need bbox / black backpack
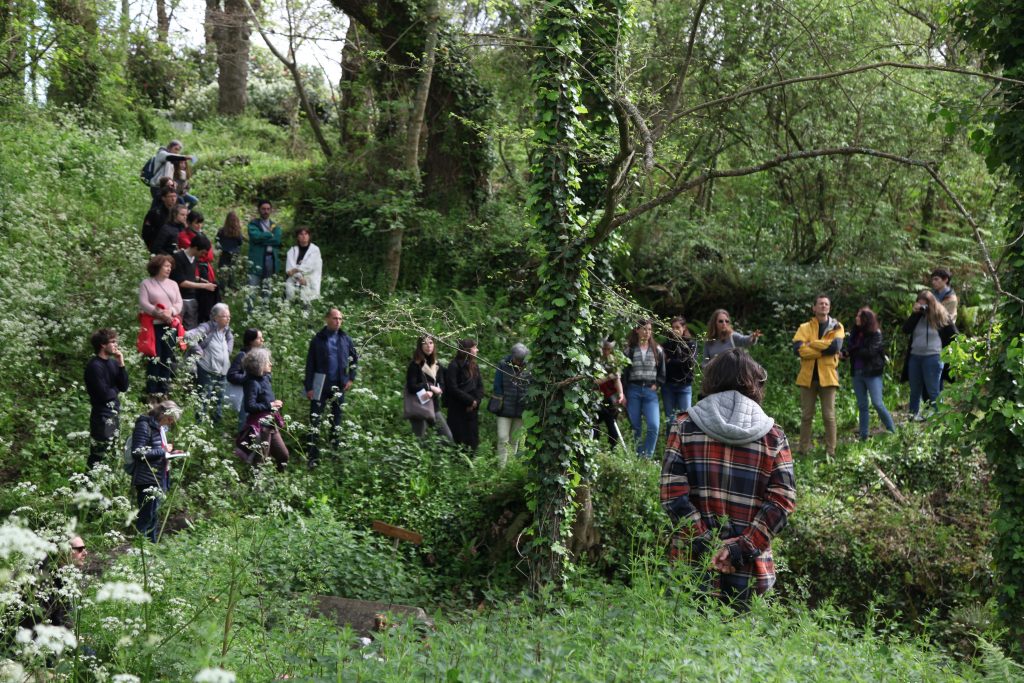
[140,155,158,186]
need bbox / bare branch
[921,166,1022,306]
[605,146,934,236]
[616,97,653,172]
[653,0,708,139]
[584,144,1021,308]
[666,61,1024,130]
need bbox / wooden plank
[371,520,423,545]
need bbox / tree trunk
[337,23,367,150]
[383,0,439,293]
[155,0,169,42]
[329,0,491,209]
[212,0,251,116]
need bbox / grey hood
[688,390,774,445]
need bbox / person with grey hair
[130,400,182,543]
[185,303,233,425]
[489,343,531,466]
[238,347,289,470]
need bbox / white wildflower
[0,659,26,683]
[72,489,107,508]
[19,624,77,656]
[193,667,236,683]
[112,675,141,683]
[96,582,152,604]
[0,523,56,562]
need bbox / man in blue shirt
[304,308,358,468]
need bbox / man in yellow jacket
[792,294,845,458]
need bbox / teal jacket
[247,218,283,278]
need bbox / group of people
[658,268,958,602]
[594,268,959,460]
[404,337,532,466]
[595,311,762,457]
[80,143,338,542]
[86,303,360,541]
[77,140,961,600]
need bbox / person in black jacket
[240,347,289,471]
[661,317,697,420]
[85,328,129,469]
[130,400,181,543]
[446,338,485,454]
[405,335,453,441]
[141,185,178,252]
[304,308,358,468]
[900,290,957,421]
[227,328,263,433]
[491,343,530,466]
[844,307,895,440]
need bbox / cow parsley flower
[95,581,152,604]
[193,667,236,683]
[0,523,56,562]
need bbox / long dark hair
[854,307,880,334]
[706,309,733,341]
[701,349,767,405]
[455,338,479,377]
[413,335,437,366]
[221,211,243,240]
[242,328,261,351]
[627,319,660,352]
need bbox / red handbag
[136,313,157,357]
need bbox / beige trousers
[799,385,837,456]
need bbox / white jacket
[284,243,322,302]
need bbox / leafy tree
[955,0,1024,654]
[521,0,1014,587]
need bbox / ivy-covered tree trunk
[328,0,492,208]
[523,0,591,588]
[957,0,1024,653]
[524,0,627,589]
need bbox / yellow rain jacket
[792,316,845,388]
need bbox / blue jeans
[908,353,942,415]
[662,383,692,420]
[851,371,895,439]
[625,383,660,457]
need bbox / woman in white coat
[284,226,322,303]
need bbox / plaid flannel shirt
[660,413,796,596]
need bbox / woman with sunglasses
[703,309,761,367]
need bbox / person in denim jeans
[900,291,957,421]
[622,319,665,457]
[844,307,895,440]
[661,317,697,420]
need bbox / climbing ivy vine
[522,0,629,589]
[955,0,1024,653]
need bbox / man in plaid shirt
[660,348,797,601]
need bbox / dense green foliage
[955,0,1024,652]
[3,0,1024,675]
